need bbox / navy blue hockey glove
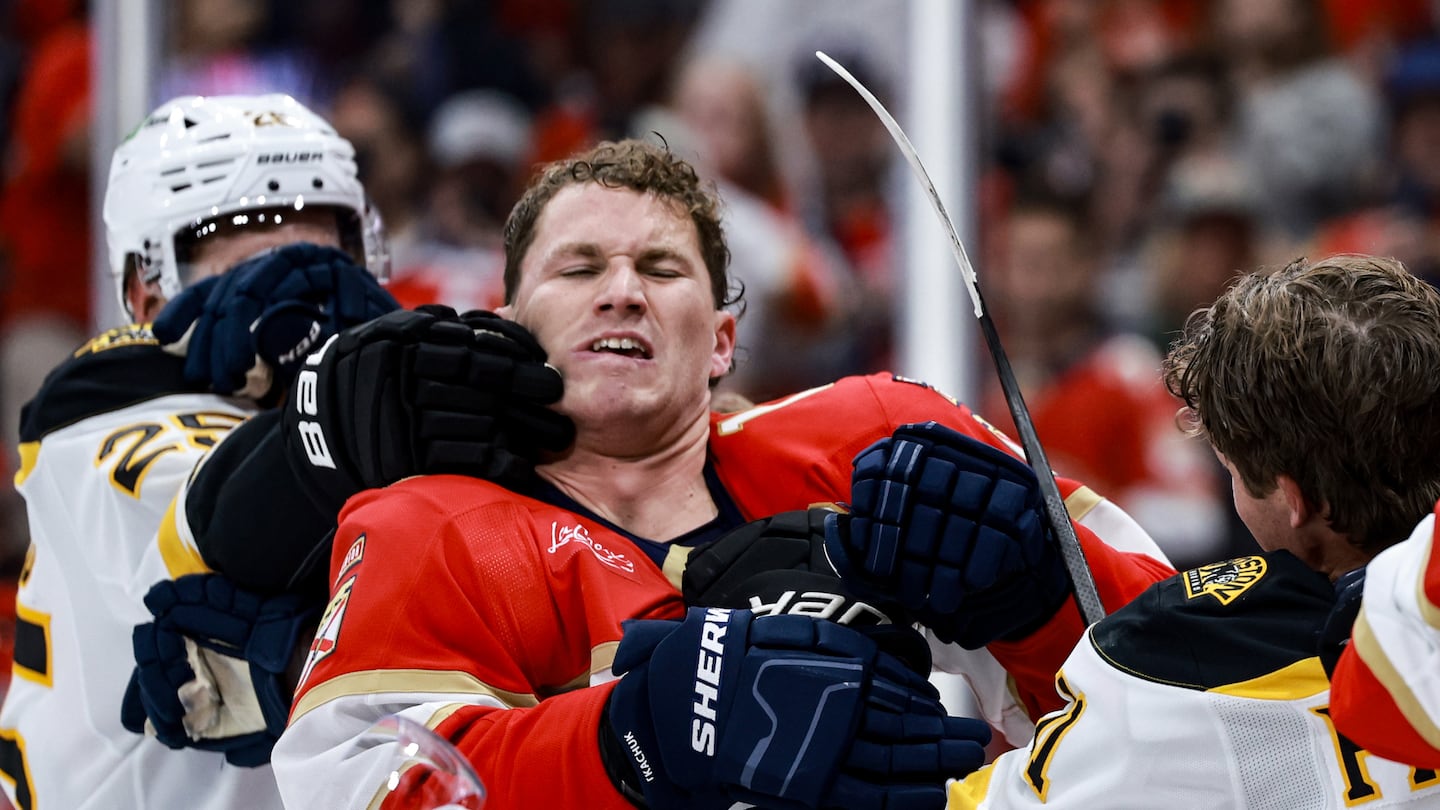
[121,574,321,766]
[283,305,575,516]
[153,242,399,403]
[825,421,1072,649]
[683,507,930,674]
[1318,566,1366,677]
[601,607,990,810]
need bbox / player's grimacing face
[500,183,735,428]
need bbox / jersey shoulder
[19,324,198,442]
[1091,550,1334,691]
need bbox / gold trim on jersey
[13,442,38,489]
[11,604,51,688]
[947,762,996,809]
[715,384,834,436]
[291,669,541,723]
[590,641,618,681]
[1352,605,1440,751]
[362,705,474,810]
[661,545,690,591]
[1206,655,1328,700]
[157,497,211,579]
[1063,486,1102,522]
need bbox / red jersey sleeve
[290,475,680,810]
[987,522,1178,719]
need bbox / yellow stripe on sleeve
[1207,655,1330,700]
[947,764,996,809]
[13,442,38,488]
[157,496,212,578]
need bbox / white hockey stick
[815,50,1106,626]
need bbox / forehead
[529,183,696,252]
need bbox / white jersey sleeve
[949,551,1440,809]
[0,329,280,810]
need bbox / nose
[595,261,646,314]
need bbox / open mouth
[591,336,652,359]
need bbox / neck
[538,414,715,542]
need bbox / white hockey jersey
[949,550,1440,809]
[0,325,281,810]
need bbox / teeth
[592,337,643,352]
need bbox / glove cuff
[598,705,650,808]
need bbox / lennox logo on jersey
[296,576,354,691]
[547,523,635,573]
[1183,556,1267,605]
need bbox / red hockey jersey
[274,373,1174,810]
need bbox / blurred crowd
[3,0,1440,597]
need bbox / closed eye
[559,266,601,277]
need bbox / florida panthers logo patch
[1183,556,1267,605]
[296,576,354,691]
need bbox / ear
[124,265,166,324]
[1276,474,1315,529]
[709,309,737,381]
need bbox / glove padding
[121,574,322,766]
[153,242,399,403]
[825,421,1072,649]
[283,305,575,516]
[1318,566,1366,678]
[683,507,929,673]
[603,607,990,810]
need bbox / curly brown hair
[501,139,736,309]
[1163,254,1440,554]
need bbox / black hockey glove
[1318,566,1366,677]
[825,421,1072,649]
[283,304,575,516]
[121,574,321,767]
[683,507,929,673]
[600,607,990,810]
[153,242,400,404]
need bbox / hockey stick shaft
[815,51,1106,625]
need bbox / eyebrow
[548,242,695,269]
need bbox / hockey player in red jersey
[261,139,1176,810]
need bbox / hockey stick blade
[815,50,1106,626]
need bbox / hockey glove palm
[283,305,575,515]
[153,242,399,403]
[602,607,989,810]
[121,574,321,766]
[825,421,1072,648]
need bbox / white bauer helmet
[103,93,391,317]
